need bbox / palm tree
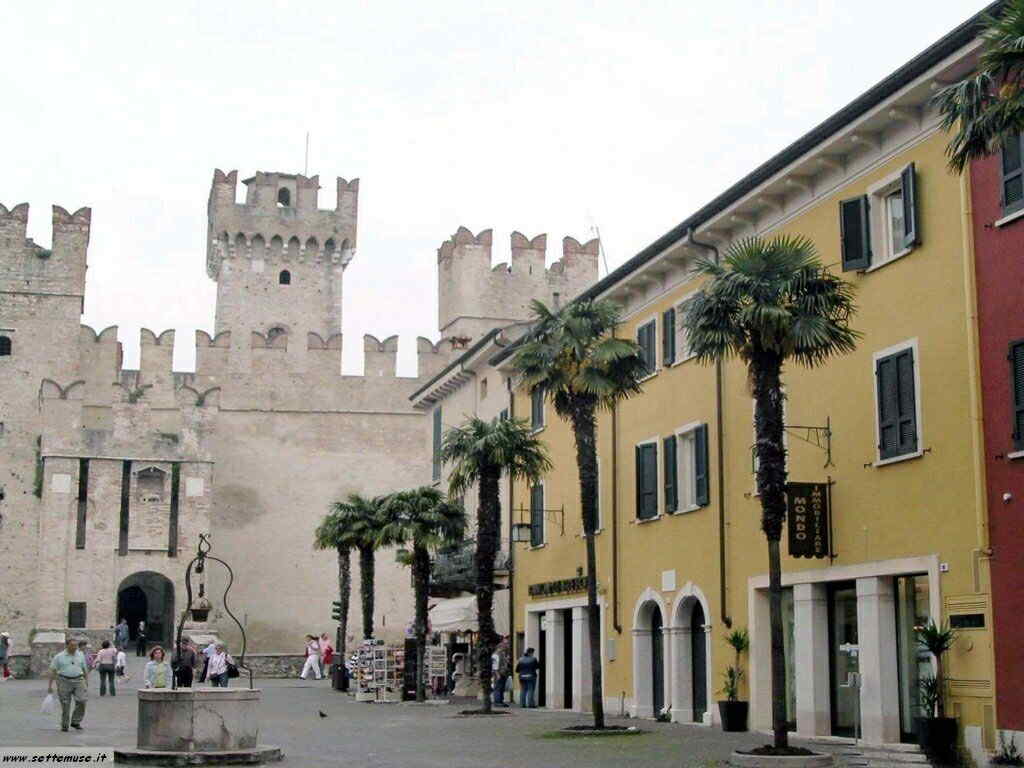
[313,510,354,671]
[442,416,552,713]
[513,298,648,728]
[379,487,466,702]
[684,235,858,748]
[329,493,386,640]
[935,0,1024,172]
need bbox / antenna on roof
[304,132,310,176]
[585,212,611,277]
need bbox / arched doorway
[117,572,174,645]
[632,592,668,719]
[670,591,711,724]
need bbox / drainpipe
[612,325,622,634]
[958,171,993,594]
[507,375,517,646]
[685,227,732,628]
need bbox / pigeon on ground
[318,711,328,718]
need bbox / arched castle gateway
[0,170,598,675]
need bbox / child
[115,647,130,680]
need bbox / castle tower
[206,170,359,343]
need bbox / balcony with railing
[429,540,511,597]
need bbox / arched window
[267,326,287,342]
[277,188,291,207]
[0,336,10,356]
[279,270,291,285]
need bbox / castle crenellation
[0,167,598,670]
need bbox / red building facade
[970,141,1024,733]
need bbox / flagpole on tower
[304,132,310,176]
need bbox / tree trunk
[752,353,788,748]
[476,468,500,714]
[935,655,944,718]
[359,545,375,640]
[337,547,351,664]
[413,544,430,703]
[570,400,605,729]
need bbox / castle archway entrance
[117,572,174,646]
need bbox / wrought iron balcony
[429,540,511,597]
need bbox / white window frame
[671,292,698,366]
[671,420,704,514]
[636,315,659,380]
[634,436,662,523]
[872,338,924,467]
[865,168,913,273]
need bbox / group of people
[488,640,542,709]
[299,632,334,680]
[45,632,237,732]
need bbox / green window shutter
[877,349,917,459]
[663,435,677,512]
[840,195,871,271]
[530,485,544,546]
[900,163,920,248]
[1002,134,1024,215]
[432,408,442,481]
[694,424,710,507]
[1010,340,1024,450]
[531,387,544,429]
[662,308,676,366]
[636,443,658,519]
[637,322,655,374]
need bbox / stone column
[856,576,901,745]
[571,606,592,712]
[795,582,831,737]
[631,628,653,718]
[749,587,773,732]
[545,609,566,709]
[666,625,693,723]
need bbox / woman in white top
[299,635,322,680]
[144,646,172,689]
[206,643,234,688]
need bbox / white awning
[430,591,510,636]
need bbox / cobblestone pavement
[0,656,828,767]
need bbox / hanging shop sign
[528,576,588,598]
[786,482,830,559]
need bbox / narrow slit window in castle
[277,187,290,207]
[279,270,291,285]
[0,336,11,356]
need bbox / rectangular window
[635,442,658,520]
[530,484,544,546]
[672,424,710,511]
[662,308,676,366]
[499,408,509,421]
[876,346,919,460]
[68,602,86,628]
[677,297,695,361]
[840,195,871,271]
[531,387,545,430]
[884,189,905,257]
[432,408,443,482]
[480,377,488,400]
[75,459,89,550]
[841,163,919,272]
[1010,340,1024,451]
[1002,133,1024,216]
[637,320,656,375]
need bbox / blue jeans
[518,676,536,708]
[209,673,229,688]
[493,674,508,704]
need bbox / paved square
[0,656,806,767]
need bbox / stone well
[115,688,281,765]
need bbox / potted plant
[915,620,958,763]
[992,731,1024,766]
[719,628,750,732]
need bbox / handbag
[226,662,240,679]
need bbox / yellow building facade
[501,15,996,758]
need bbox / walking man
[115,619,129,652]
[174,637,198,688]
[48,637,88,732]
[492,637,510,707]
[135,621,147,657]
[515,647,539,708]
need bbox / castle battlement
[0,202,91,297]
[206,169,358,281]
[436,226,600,340]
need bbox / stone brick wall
[242,654,305,678]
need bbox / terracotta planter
[718,700,749,732]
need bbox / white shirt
[116,651,127,667]
[207,651,231,676]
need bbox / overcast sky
[4,0,980,375]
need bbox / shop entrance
[895,574,930,742]
[651,607,665,717]
[689,602,706,722]
[828,581,859,737]
[537,623,547,708]
[562,609,573,710]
